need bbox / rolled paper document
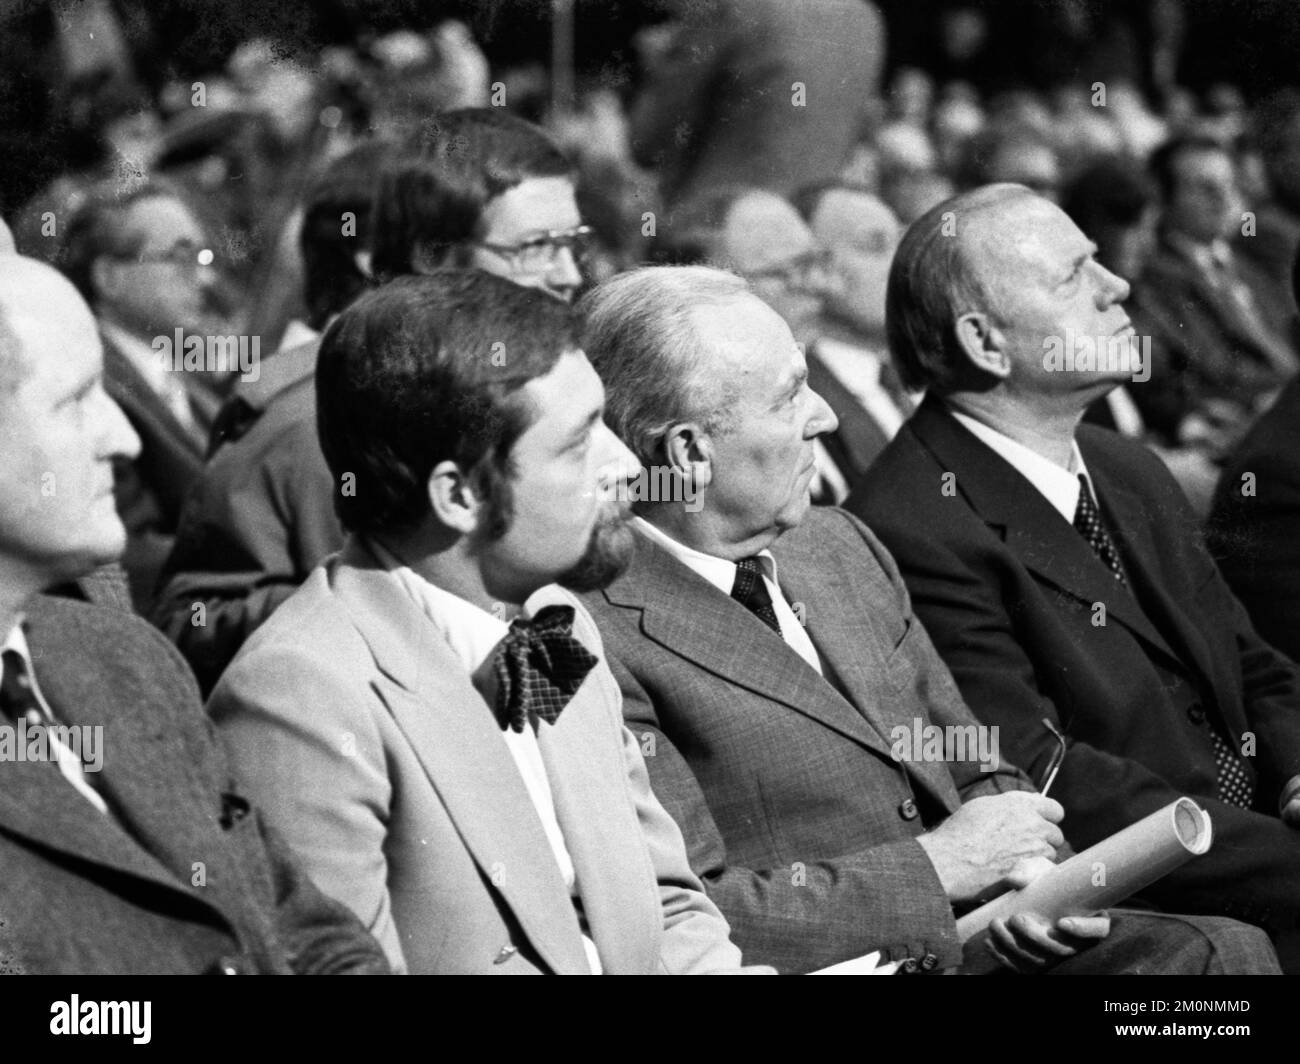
[955,797,1213,942]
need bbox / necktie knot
[490,605,598,733]
[730,556,782,635]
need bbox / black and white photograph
[2,0,1299,1036]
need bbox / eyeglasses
[111,245,215,270]
[1039,717,1067,796]
[745,247,833,289]
[473,225,593,273]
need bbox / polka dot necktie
[1074,475,1253,809]
[491,606,598,734]
[731,557,783,636]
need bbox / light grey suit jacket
[583,507,1035,973]
[208,539,754,974]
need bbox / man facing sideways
[154,110,591,694]
[851,184,1300,969]
[578,263,1278,975]
[0,254,388,974]
[208,270,761,974]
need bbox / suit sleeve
[207,641,404,972]
[605,649,961,973]
[153,419,341,695]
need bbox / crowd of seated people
[5,1,1300,976]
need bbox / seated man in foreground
[577,263,1277,975]
[0,254,388,974]
[208,270,760,974]
[851,184,1300,969]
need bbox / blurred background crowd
[5,0,1300,575]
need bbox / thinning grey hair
[578,265,750,467]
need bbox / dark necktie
[731,557,782,636]
[1073,474,1128,587]
[1074,476,1253,808]
[491,606,598,733]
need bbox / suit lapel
[775,544,959,803]
[334,547,592,974]
[537,694,656,975]
[102,337,206,460]
[604,531,895,759]
[907,400,1184,668]
[8,608,229,907]
[1086,457,1221,695]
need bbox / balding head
[886,183,1040,393]
[0,255,100,392]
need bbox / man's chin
[555,515,635,593]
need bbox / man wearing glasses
[157,112,594,693]
[60,182,220,607]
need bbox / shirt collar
[1166,230,1233,274]
[632,516,780,595]
[948,408,1091,524]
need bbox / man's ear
[663,422,714,494]
[954,310,1012,380]
[426,459,480,535]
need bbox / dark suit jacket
[630,0,884,206]
[0,594,387,974]
[1127,234,1297,440]
[102,331,205,609]
[582,508,1035,973]
[851,397,1300,938]
[1209,374,1300,662]
[152,339,340,695]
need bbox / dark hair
[1149,134,1231,201]
[886,183,1036,393]
[316,269,580,538]
[59,178,185,302]
[298,139,397,329]
[370,109,571,280]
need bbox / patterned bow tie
[491,605,598,733]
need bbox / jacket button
[920,953,939,971]
[1187,703,1206,725]
[899,957,921,974]
[899,798,919,820]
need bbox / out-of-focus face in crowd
[809,189,901,337]
[717,191,838,344]
[469,175,586,303]
[0,261,140,588]
[1164,145,1243,245]
[92,193,214,335]
[693,293,837,543]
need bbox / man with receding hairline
[579,261,1278,975]
[0,254,388,974]
[854,182,1300,969]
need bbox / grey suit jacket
[582,507,1034,973]
[208,539,755,974]
[0,594,387,974]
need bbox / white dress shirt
[374,546,603,974]
[1,622,109,815]
[633,518,822,674]
[949,408,1095,523]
